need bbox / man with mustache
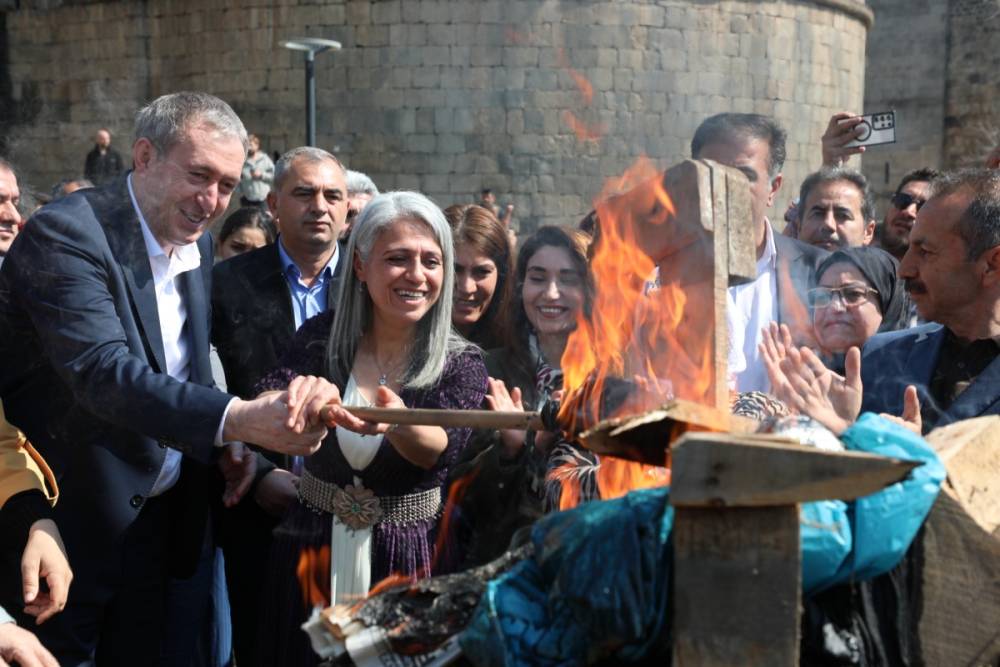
[211,145,348,667]
[769,168,1000,435]
[0,93,330,664]
[795,167,876,251]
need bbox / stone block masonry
[3,0,868,232]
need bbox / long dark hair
[218,206,276,245]
[507,225,593,378]
[444,204,515,349]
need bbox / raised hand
[822,112,867,167]
[21,520,72,624]
[775,345,862,435]
[879,385,922,435]
[760,321,794,385]
[485,378,527,458]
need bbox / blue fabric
[459,415,943,665]
[801,413,945,593]
[461,487,674,666]
[276,237,339,330]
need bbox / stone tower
[1,0,871,229]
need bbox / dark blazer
[860,323,1000,433]
[774,233,829,336]
[0,176,232,574]
[210,240,344,401]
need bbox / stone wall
[942,0,1000,169]
[2,0,870,231]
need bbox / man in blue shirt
[210,145,348,667]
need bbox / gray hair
[326,191,466,389]
[797,167,876,224]
[134,91,249,155]
[928,168,1000,260]
[273,146,344,192]
[346,170,379,197]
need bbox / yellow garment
[0,403,58,508]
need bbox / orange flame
[296,544,331,610]
[558,49,606,143]
[555,157,720,506]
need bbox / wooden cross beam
[668,432,918,666]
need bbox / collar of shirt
[127,173,202,281]
[757,217,778,277]
[276,235,339,288]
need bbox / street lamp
[281,37,342,147]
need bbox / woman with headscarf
[807,246,908,373]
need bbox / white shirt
[727,219,779,393]
[128,175,224,496]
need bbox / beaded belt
[298,469,442,531]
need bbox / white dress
[329,376,382,605]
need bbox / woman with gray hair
[255,191,487,664]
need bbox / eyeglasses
[890,192,926,211]
[807,285,879,309]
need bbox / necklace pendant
[378,373,387,386]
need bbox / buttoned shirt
[727,219,779,393]
[128,175,230,496]
[277,237,339,330]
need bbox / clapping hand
[485,378,527,458]
[878,385,923,435]
[822,112,867,167]
[760,323,862,434]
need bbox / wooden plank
[707,160,731,413]
[670,433,919,507]
[577,399,757,465]
[672,505,801,666]
[917,416,1000,664]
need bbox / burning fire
[556,157,721,507]
[296,544,332,610]
[558,49,607,143]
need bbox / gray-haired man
[0,92,331,664]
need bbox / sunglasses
[890,192,926,211]
[807,285,879,309]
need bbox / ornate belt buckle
[332,482,383,530]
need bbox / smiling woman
[252,191,488,666]
[444,204,515,349]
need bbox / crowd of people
[0,90,997,667]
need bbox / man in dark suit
[859,168,1000,432]
[211,145,348,667]
[0,92,330,665]
[691,112,828,392]
[770,169,1000,435]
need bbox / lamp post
[281,37,341,147]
